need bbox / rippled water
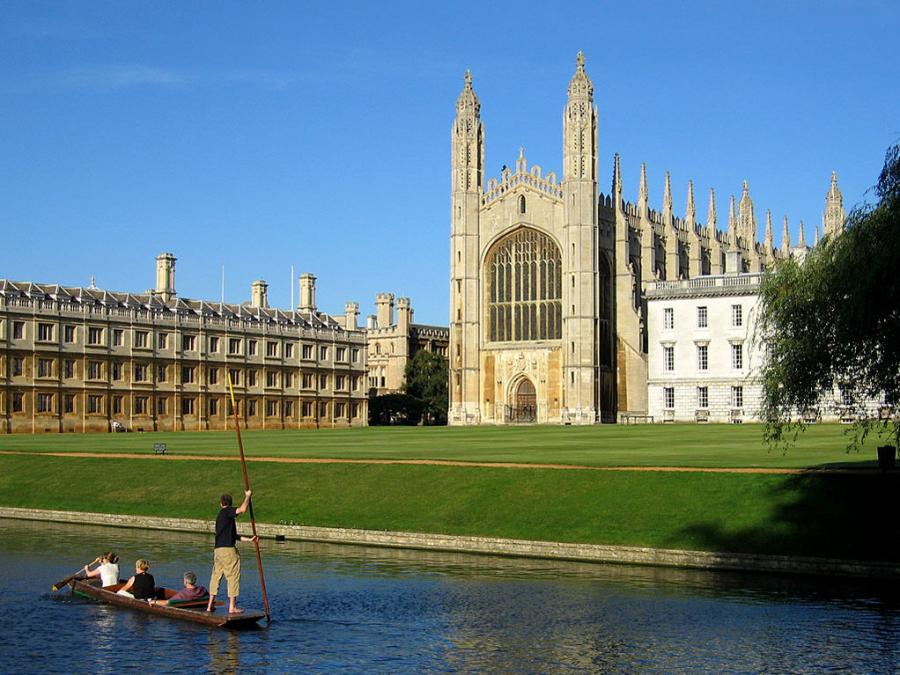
[2,518,900,673]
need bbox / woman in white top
[83,552,120,588]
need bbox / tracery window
[486,228,562,342]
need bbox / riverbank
[3,452,900,570]
[4,507,899,579]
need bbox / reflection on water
[1,518,899,672]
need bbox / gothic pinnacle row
[455,54,844,250]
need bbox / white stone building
[646,267,765,423]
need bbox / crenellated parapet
[482,149,562,206]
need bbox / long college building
[449,52,845,425]
[0,254,368,433]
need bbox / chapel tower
[449,70,484,423]
[561,51,600,422]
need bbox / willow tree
[758,144,900,449]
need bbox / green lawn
[0,423,885,468]
[2,453,898,561]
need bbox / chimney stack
[155,252,177,302]
[298,273,317,313]
[344,302,359,331]
[250,280,269,308]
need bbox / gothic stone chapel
[448,52,800,425]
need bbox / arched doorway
[510,378,536,423]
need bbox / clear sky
[1,1,898,325]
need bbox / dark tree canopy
[403,350,448,425]
[758,144,900,448]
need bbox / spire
[764,209,774,252]
[452,69,483,193]
[781,215,791,255]
[567,51,593,100]
[516,146,527,174]
[707,188,717,230]
[727,193,737,243]
[815,221,820,246]
[455,69,480,117]
[612,153,622,196]
[563,52,596,182]
[662,171,673,225]
[638,162,649,217]
[823,170,845,237]
[797,219,806,248]
[685,180,696,228]
[738,180,756,243]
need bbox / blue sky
[1,1,897,325]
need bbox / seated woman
[151,571,209,606]
[83,552,119,588]
[117,559,156,600]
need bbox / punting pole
[227,373,271,624]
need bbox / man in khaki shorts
[206,490,257,614]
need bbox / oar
[52,560,94,591]
[227,373,271,625]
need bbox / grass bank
[0,423,884,469]
[3,454,899,562]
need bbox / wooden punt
[69,579,265,628]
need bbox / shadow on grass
[677,471,900,562]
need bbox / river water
[1,518,899,673]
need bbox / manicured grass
[2,454,899,561]
[0,423,885,469]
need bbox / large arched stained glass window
[486,228,562,342]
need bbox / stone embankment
[3,506,898,580]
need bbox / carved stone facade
[449,53,846,425]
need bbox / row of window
[8,392,362,418]
[7,321,360,361]
[663,386,744,410]
[662,304,743,331]
[8,357,362,390]
[662,343,743,372]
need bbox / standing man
[206,490,257,614]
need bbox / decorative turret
[738,180,756,245]
[797,220,806,248]
[452,70,483,193]
[563,51,597,182]
[823,171,845,237]
[376,292,395,329]
[638,161,649,220]
[815,222,820,246]
[662,171,673,226]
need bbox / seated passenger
[151,571,209,606]
[83,552,119,588]
[117,559,156,600]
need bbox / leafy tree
[758,144,900,450]
[403,350,449,425]
[368,393,423,426]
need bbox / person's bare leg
[206,595,216,612]
[228,596,244,614]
